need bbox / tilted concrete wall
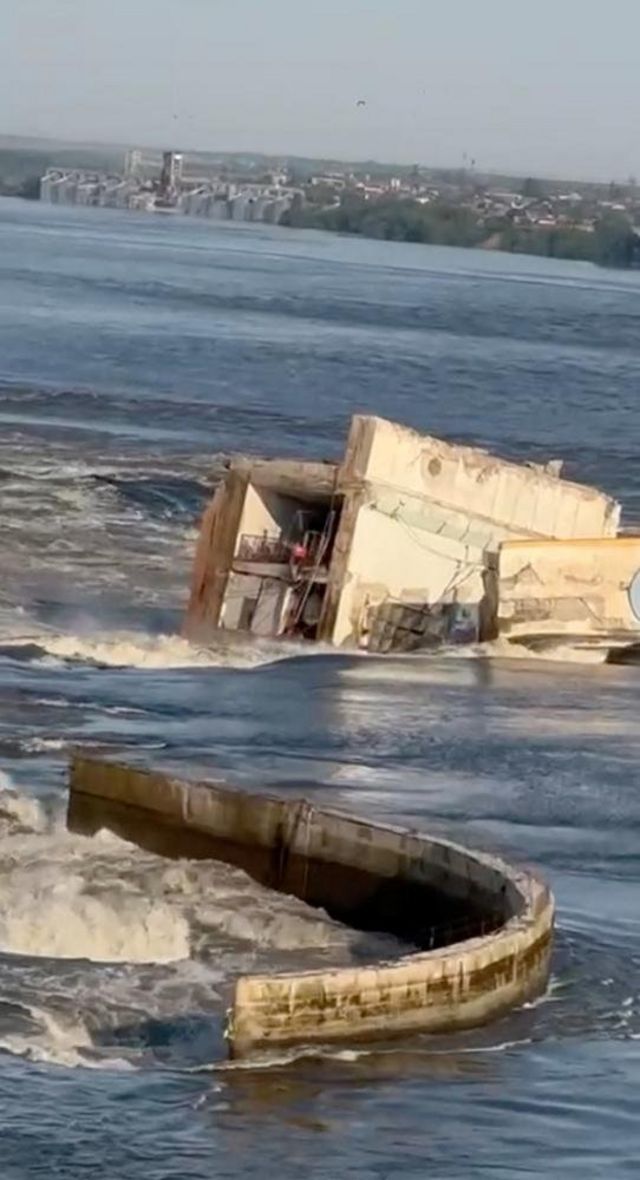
[342,416,619,539]
[329,493,491,647]
[234,484,280,548]
[498,537,640,639]
[185,471,249,640]
[326,416,620,647]
[68,755,554,1058]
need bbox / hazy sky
[4,0,640,178]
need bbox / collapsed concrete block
[184,415,619,652]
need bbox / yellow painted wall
[498,537,640,637]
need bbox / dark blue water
[0,198,639,1178]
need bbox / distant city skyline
[4,0,640,182]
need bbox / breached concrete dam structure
[184,413,640,658]
[68,756,555,1057]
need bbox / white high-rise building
[160,152,184,193]
[124,149,142,179]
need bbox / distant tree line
[0,175,41,200]
[497,214,639,268]
[282,197,640,269]
[283,196,485,249]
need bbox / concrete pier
[68,756,555,1056]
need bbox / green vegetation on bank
[283,197,640,269]
[0,146,121,200]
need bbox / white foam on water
[1,590,613,673]
[0,774,49,833]
[40,632,235,669]
[0,623,313,670]
[522,975,565,1010]
[20,737,68,754]
[338,639,613,689]
[0,953,227,1072]
[0,882,191,965]
[31,699,149,717]
[428,1038,534,1055]
[0,777,395,1069]
[443,635,611,666]
[0,793,192,964]
[206,1035,535,1075]
[0,1006,136,1071]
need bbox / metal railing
[236,530,331,569]
[236,534,291,563]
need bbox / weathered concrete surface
[232,890,552,1054]
[186,470,249,642]
[183,413,619,651]
[325,416,620,648]
[498,536,640,640]
[340,416,619,537]
[68,755,554,1057]
[230,457,339,501]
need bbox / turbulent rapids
[0,777,406,1068]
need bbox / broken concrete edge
[67,753,555,1058]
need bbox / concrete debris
[184,415,638,654]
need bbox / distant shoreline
[4,188,639,271]
[281,199,640,270]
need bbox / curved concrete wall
[231,861,552,1056]
[68,755,554,1057]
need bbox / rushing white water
[0,781,381,964]
[0,876,192,965]
[31,631,259,670]
[0,616,617,673]
[0,1006,136,1071]
[0,785,187,964]
[0,776,406,1068]
[0,619,317,670]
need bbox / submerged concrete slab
[68,755,555,1057]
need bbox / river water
[0,198,639,1177]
